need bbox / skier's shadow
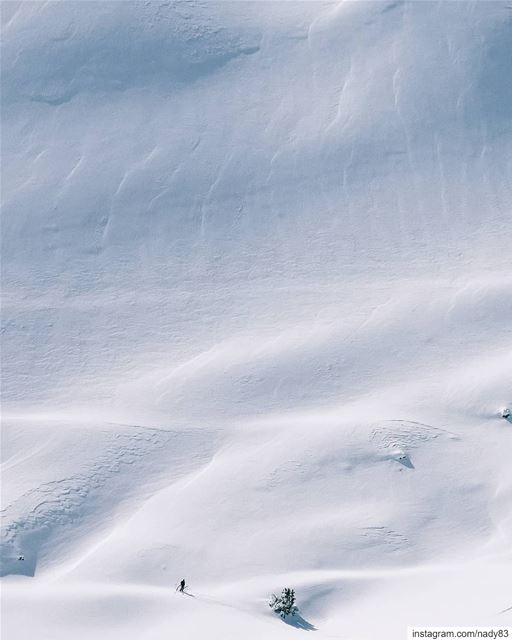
[283,614,317,631]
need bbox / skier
[178,578,186,593]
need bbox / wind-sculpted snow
[1,1,512,638]
[3,1,512,412]
[1,419,222,577]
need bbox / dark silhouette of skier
[178,579,186,593]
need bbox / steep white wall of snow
[3,0,512,412]
[1,2,511,639]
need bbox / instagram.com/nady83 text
[408,628,511,639]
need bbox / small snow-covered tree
[269,588,299,618]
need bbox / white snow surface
[1,1,512,638]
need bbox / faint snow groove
[145,141,194,214]
[101,145,158,243]
[381,1,404,14]
[324,54,353,135]
[200,151,234,237]
[1,1,23,29]
[390,1,428,249]
[1,435,57,472]
[435,132,451,236]
[64,154,84,182]
[29,89,78,106]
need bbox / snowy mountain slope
[3,0,512,411]
[1,417,223,577]
[1,1,512,638]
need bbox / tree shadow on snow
[283,614,317,631]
